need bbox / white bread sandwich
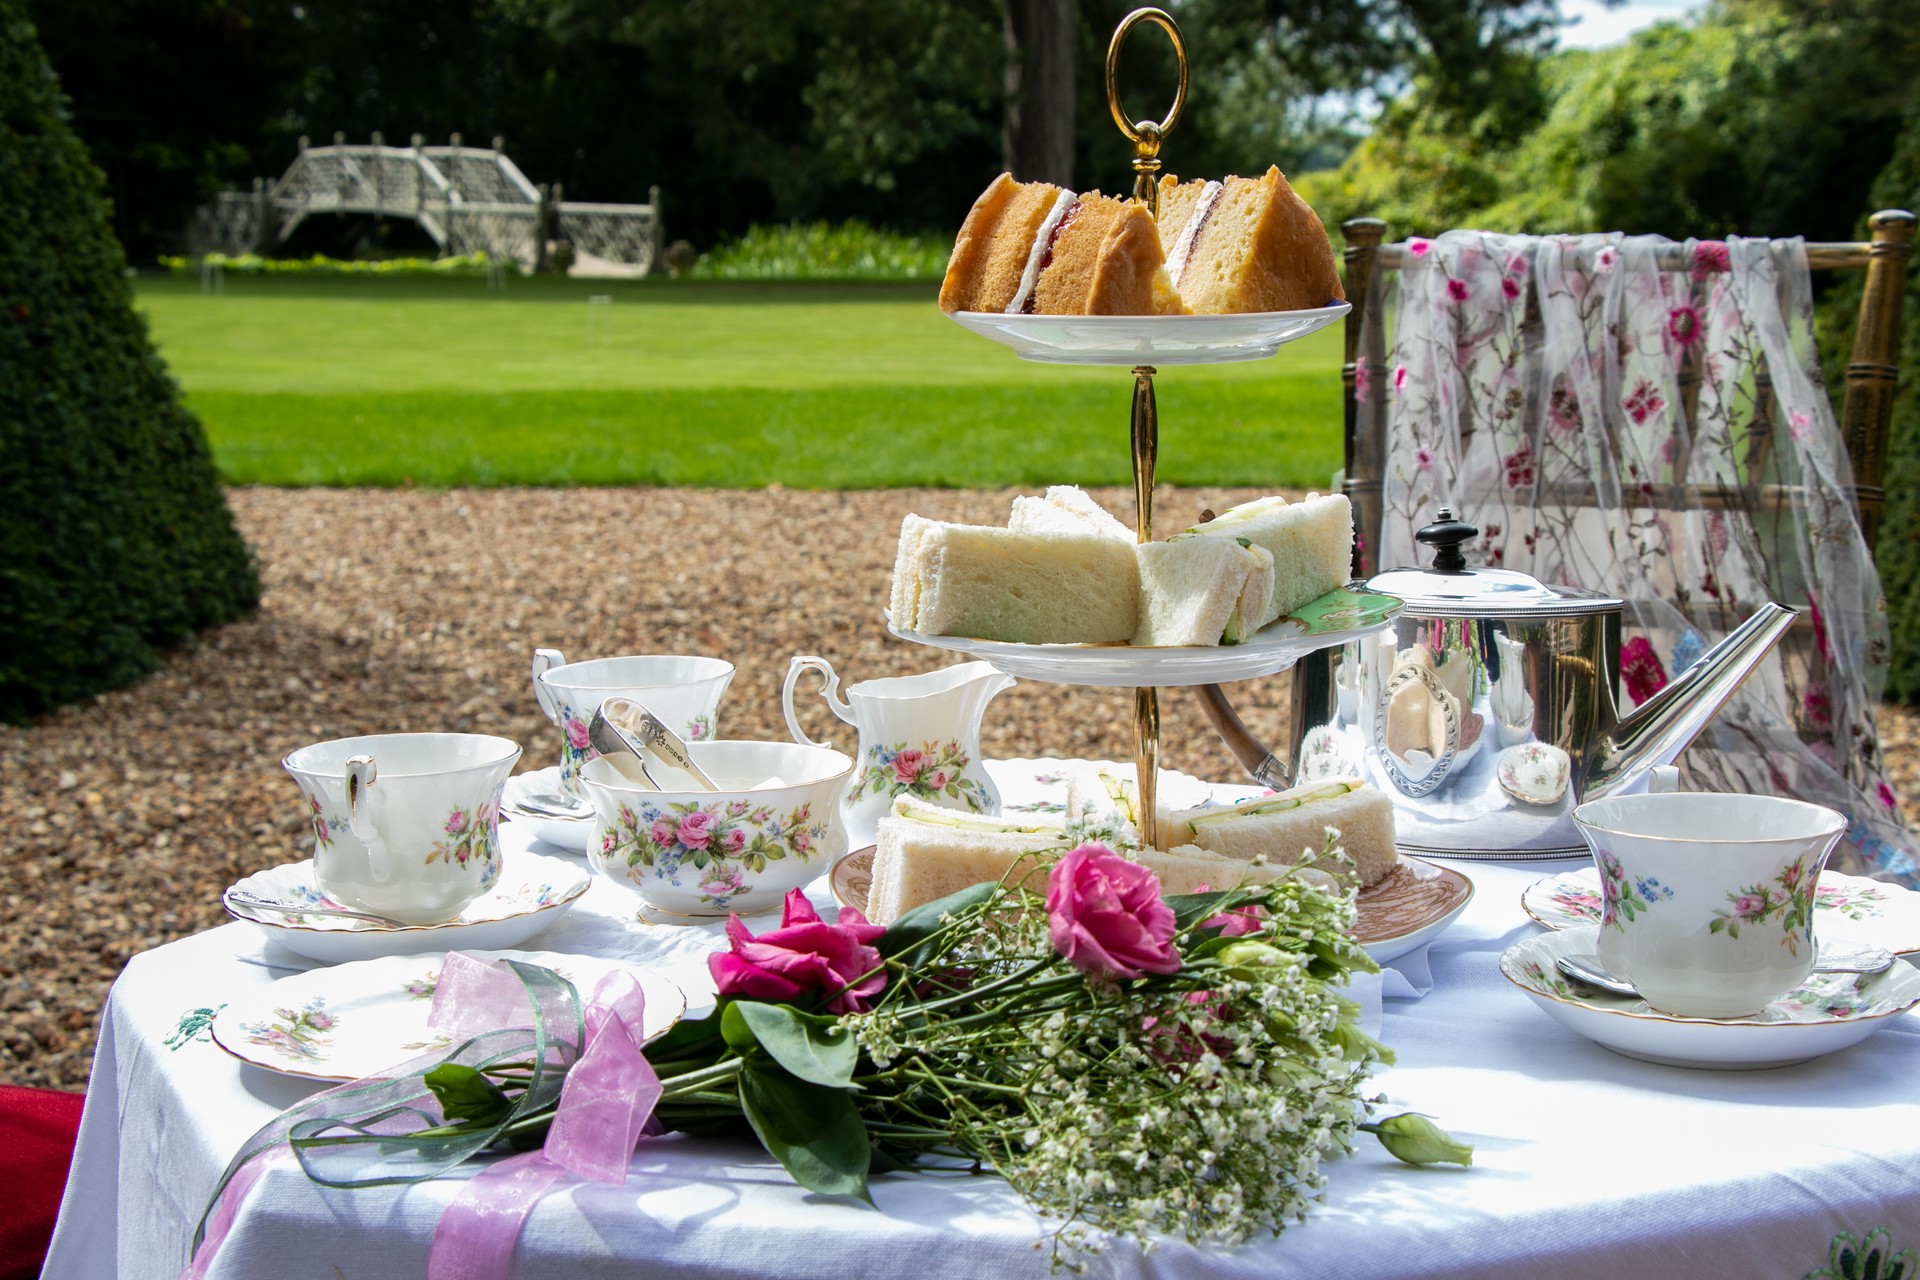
[889,513,1140,644]
[866,798,1068,924]
[1134,536,1279,646]
[1186,493,1354,620]
[1166,776,1398,888]
[1008,485,1135,541]
[1135,843,1310,896]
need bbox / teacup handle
[531,648,568,725]
[782,654,855,747]
[342,755,391,883]
[1647,765,1681,794]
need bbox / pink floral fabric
[1371,232,1914,882]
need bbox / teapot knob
[1416,507,1479,573]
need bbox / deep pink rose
[649,818,676,847]
[708,889,887,1014]
[928,769,950,790]
[565,717,591,750]
[1047,843,1181,982]
[677,810,717,849]
[445,810,469,835]
[892,749,927,784]
[722,827,747,854]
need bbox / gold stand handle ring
[1105,8,1188,216]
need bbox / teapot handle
[783,655,854,747]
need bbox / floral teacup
[1571,792,1847,1017]
[579,740,851,918]
[531,651,734,802]
[284,733,521,925]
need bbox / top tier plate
[948,303,1351,366]
[890,584,1399,687]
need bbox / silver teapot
[1200,509,1797,859]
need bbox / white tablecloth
[43,759,1920,1280]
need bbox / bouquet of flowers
[191,840,1467,1270]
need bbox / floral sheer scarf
[1364,232,1916,883]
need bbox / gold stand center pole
[1131,364,1159,851]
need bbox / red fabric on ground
[0,1086,84,1280]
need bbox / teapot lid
[1366,509,1623,619]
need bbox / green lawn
[136,275,1347,488]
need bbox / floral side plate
[1521,867,1920,956]
[947,304,1350,366]
[1500,926,1920,1070]
[210,949,685,1083]
[889,586,1402,688]
[501,766,593,853]
[829,846,1470,965]
[223,852,591,964]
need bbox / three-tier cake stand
[894,7,1398,847]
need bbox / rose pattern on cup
[684,713,713,742]
[600,797,828,910]
[558,704,595,790]
[240,996,336,1064]
[1596,849,1672,930]
[1709,852,1818,954]
[308,796,348,852]
[858,739,990,812]
[1547,887,1604,921]
[403,973,438,1001]
[426,801,502,887]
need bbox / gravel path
[6,485,1919,1092]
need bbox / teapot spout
[1583,602,1797,801]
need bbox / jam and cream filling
[1165,180,1223,291]
[1006,188,1079,315]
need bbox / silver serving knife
[600,696,718,790]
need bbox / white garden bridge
[192,133,662,274]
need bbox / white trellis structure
[191,132,662,274]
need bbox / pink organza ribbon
[181,952,661,1280]
[425,957,663,1280]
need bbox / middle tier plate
[890,584,1401,687]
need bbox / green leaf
[423,1063,511,1126]
[1164,888,1242,929]
[647,1003,728,1060]
[731,1001,859,1088]
[720,1000,761,1055]
[739,1063,872,1201]
[874,881,1000,962]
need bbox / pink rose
[677,811,717,849]
[1046,843,1181,983]
[708,889,887,1014]
[791,829,812,855]
[1735,892,1767,919]
[649,818,676,847]
[723,827,747,854]
[445,810,469,835]
[565,717,591,751]
[892,749,927,784]
[929,769,950,790]
[1203,905,1266,937]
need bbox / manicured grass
[136,275,1346,488]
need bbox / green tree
[0,0,259,723]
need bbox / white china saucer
[1500,926,1920,1070]
[1521,867,1920,956]
[502,767,593,852]
[889,586,1400,688]
[211,949,686,1082]
[223,852,591,964]
[947,304,1350,366]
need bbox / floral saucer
[1501,926,1920,1069]
[223,852,591,964]
[501,767,593,852]
[1521,866,1920,956]
[829,847,1472,965]
[210,949,685,1082]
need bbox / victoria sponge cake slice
[1156,166,1344,314]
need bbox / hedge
[0,1,258,724]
